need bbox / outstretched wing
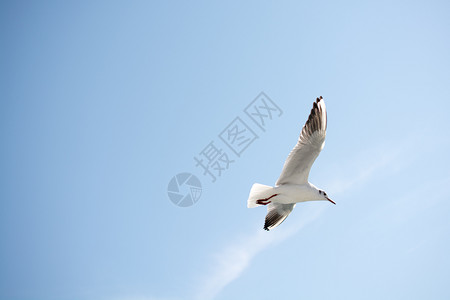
[276,96,327,186]
[264,203,295,231]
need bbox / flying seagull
[247,96,335,231]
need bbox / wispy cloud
[193,131,436,300]
[194,140,410,300]
[324,141,406,195]
[193,205,325,300]
[365,175,450,230]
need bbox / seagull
[247,96,335,231]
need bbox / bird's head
[318,189,336,205]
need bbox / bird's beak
[326,197,336,205]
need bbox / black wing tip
[264,216,275,231]
[316,96,323,103]
[263,220,271,231]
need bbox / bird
[247,96,335,231]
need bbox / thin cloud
[325,142,404,195]
[365,175,450,230]
[194,138,413,300]
[194,205,324,300]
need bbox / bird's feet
[256,194,278,205]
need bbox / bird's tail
[247,183,275,208]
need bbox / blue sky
[1,1,450,299]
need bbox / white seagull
[247,96,335,231]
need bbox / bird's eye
[324,192,327,196]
